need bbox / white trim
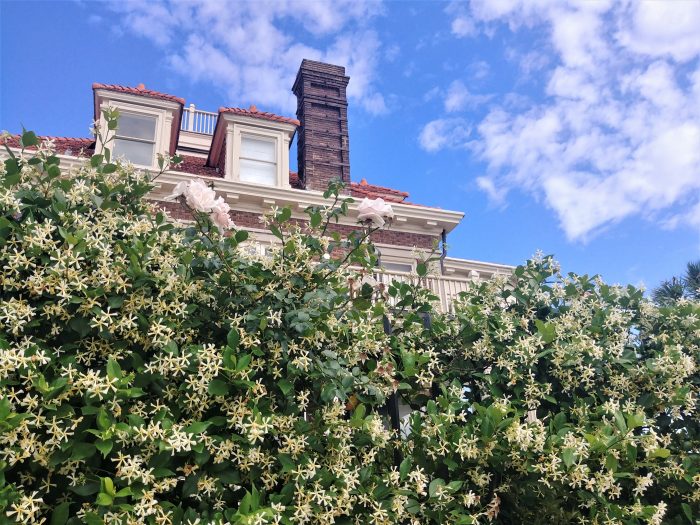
[97,99,170,170]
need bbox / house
[2,59,512,311]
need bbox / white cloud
[444,80,492,112]
[419,118,471,152]
[616,1,700,62]
[106,0,387,115]
[445,0,700,241]
[451,16,477,38]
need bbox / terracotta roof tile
[92,83,185,105]
[172,155,222,178]
[349,178,409,203]
[219,105,300,127]
[1,135,95,156]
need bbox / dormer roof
[219,106,300,127]
[92,83,185,105]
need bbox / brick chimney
[292,60,350,192]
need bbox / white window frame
[381,259,415,274]
[238,133,278,186]
[98,100,171,170]
[225,122,290,188]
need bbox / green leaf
[97,408,111,430]
[71,442,96,460]
[21,130,38,147]
[613,411,627,433]
[95,439,113,457]
[626,412,645,430]
[50,502,70,525]
[428,478,445,498]
[208,379,230,396]
[278,379,293,396]
[185,421,211,434]
[236,353,252,372]
[682,502,693,523]
[399,458,412,480]
[227,329,240,350]
[106,358,122,380]
[270,224,282,240]
[101,477,116,497]
[69,481,100,496]
[416,262,427,277]
[278,207,292,222]
[96,492,113,506]
[649,447,670,459]
[561,448,575,468]
[90,154,104,167]
[0,397,11,420]
[534,319,556,344]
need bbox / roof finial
[249,104,257,112]
[136,83,145,90]
[360,178,368,186]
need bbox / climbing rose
[184,179,218,212]
[210,198,234,232]
[357,197,394,227]
[168,180,234,232]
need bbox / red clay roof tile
[349,178,409,203]
[1,135,95,156]
[219,106,300,127]
[92,83,185,105]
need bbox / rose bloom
[168,181,189,201]
[357,197,394,227]
[184,179,218,212]
[210,198,234,231]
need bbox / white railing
[181,103,217,135]
[373,270,474,314]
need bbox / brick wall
[153,201,436,249]
[292,60,351,193]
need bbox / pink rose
[185,179,218,212]
[167,181,189,201]
[357,197,394,227]
[210,197,234,232]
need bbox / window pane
[383,262,413,273]
[117,113,156,140]
[240,159,276,186]
[113,138,154,166]
[241,136,275,162]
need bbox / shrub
[0,124,698,524]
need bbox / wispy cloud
[418,118,471,152]
[442,0,700,241]
[105,0,388,115]
[444,80,492,112]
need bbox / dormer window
[113,112,157,166]
[92,83,184,170]
[240,134,277,186]
[206,106,298,188]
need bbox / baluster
[187,103,195,132]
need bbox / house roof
[350,178,409,203]
[219,105,300,127]
[1,135,95,156]
[92,83,185,105]
[1,136,415,204]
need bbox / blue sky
[2,0,699,289]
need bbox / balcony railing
[181,103,217,135]
[373,270,475,314]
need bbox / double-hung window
[239,135,277,186]
[112,112,157,167]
